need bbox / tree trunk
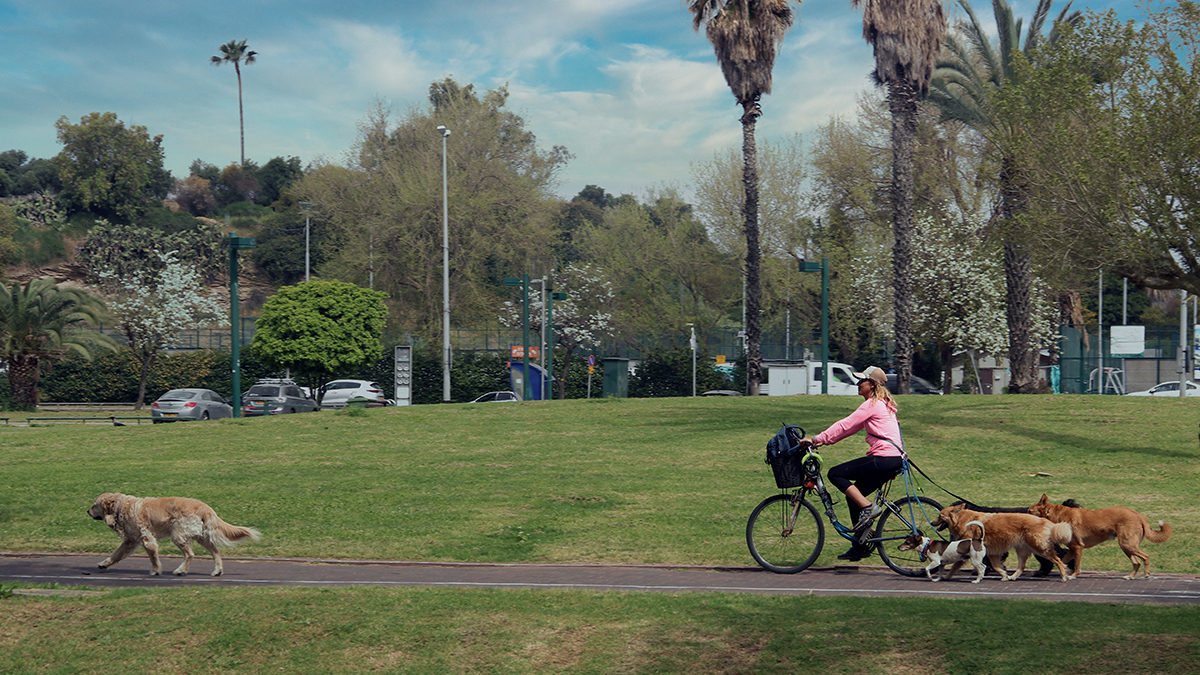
[889,80,918,395]
[999,156,1038,394]
[8,355,42,409]
[940,341,954,394]
[741,101,763,397]
[236,63,245,166]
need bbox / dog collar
[918,538,932,562]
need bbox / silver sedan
[151,388,233,423]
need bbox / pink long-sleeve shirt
[811,397,904,457]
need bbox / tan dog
[1028,494,1170,580]
[933,504,1073,582]
[88,492,260,576]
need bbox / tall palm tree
[0,279,117,408]
[211,39,258,166]
[689,0,797,396]
[929,0,1080,393]
[851,0,946,394]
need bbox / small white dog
[899,520,988,583]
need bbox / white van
[766,361,860,396]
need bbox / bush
[628,347,730,398]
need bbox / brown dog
[1028,494,1171,580]
[88,492,261,576]
[933,503,1073,582]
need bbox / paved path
[5,553,1199,605]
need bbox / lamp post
[799,258,829,394]
[228,233,256,417]
[299,201,313,283]
[437,125,451,403]
[688,324,697,397]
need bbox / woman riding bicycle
[803,365,904,561]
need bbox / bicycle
[746,425,946,576]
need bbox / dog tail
[963,519,985,539]
[1049,522,1073,546]
[208,518,262,548]
[1145,520,1171,543]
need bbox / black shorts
[827,454,903,495]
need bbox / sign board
[587,355,596,367]
[393,345,412,406]
[1109,325,1145,357]
[510,345,540,359]
[716,355,726,365]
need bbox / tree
[95,252,227,408]
[578,193,738,342]
[250,280,388,393]
[688,0,798,395]
[499,263,616,399]
[0,279,116,408]
[294,84,568,334]
[211,39,258,167]
[1002,3,1200,298]
[255,156,303,206]
[851,0,946,393]
[929,0,1081,393]
[53,112,173,222]
[170,175,217,216]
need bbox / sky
[1,0,1139,202]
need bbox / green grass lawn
[2,394,1198,673]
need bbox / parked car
[885,373,943,395]
[319,380,388,407]
[1126,381,1200,397]
[470,391,519,403]
[242,378,320,416]
[151,388,233,423]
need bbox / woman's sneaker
[837,544,873,561]
[853,503,883,534]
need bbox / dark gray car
[242,379,320,416]
[151,388,233,423]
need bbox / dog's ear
[1038,493,1050,506]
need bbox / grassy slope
[3,395,1199,674]
[1,394,1195,573]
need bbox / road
[4,553,1199,604]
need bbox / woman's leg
[829,456,904,525]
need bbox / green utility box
[602,357,630,398]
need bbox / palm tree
[689,0,797,396]
[0,279,117,408]
[851,0,946,394]
[211,39,258,166]
[929,0,1081,394]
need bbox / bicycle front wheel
[874,496,944,577]
[746,493,824,574]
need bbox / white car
[1126,381,1200,397]
[320,380,388,407]
[470,391,519,403]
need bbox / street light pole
[299,201,313,283]
[438,125,451,403]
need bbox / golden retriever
[88,492,260,576]
[933,503,1073,582]
[1028,493,1171,580]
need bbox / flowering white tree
[848,214,1057,392]
[97,251,227,408]
[499,263,615,398]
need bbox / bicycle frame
[795,458,937,543]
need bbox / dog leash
[905,457,976,505]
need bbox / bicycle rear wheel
[874,496,944,577]
[746,493,824,574]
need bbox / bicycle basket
[764,424,808,489]
[767,450,807,488]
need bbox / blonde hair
[867,380,897,413]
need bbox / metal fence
[1058,323,1188,394]
[145,317,814,363]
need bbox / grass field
[2,394,1199,673]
